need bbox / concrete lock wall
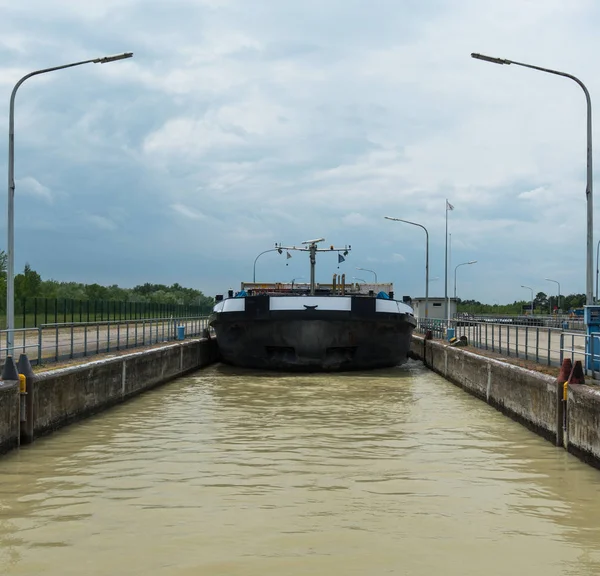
[411,335,600,468]
[0,382,20,454]
[0,337,219,453]
[566,385,600,465]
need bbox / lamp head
[471,52,511,65]
[94,52,133,64]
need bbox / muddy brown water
[1,361,599,575]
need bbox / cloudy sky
[0,0,598,303]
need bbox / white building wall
[412,298,457,320]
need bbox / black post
[34,297,38,328]
[54,298,58,324]
[44,297,48,324]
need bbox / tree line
[0,251,214,311]
[458,292,586,315]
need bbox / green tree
[85,283,108,301]
[14,263,42,300]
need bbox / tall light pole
[596,238,600,303]
[356,267,377,283]
[385,216,429,318]
[6,52,133,355]
[454,260,477,300]
[253,246,283,282]
[352,277,366,284]
[545,277,561,311]
[472,52,593,306]
[521,285,534,316]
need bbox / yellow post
[563,381,568,401]
[19,373,26,394]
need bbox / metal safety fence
[416,318,600,378]
[0,297,213,328]
[0,315,211,367]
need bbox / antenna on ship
[301,238,325,295]
[275,238,351,296]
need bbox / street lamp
[353,277,366,284]
[545,277,561,311]
[521,285,534,316]
[471,52,593,307]
[253,247,283,282]
[384,216,429,318]
[356,267,377,283]
[454,260,477,300]
[6,52,133,355]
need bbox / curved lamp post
[521,285,534,316]
[356,267,377,283]
[352,277,366,284]
[544,277,561,311]
[454,260,477,300]
[6,52,133,355]
[472,52,593,307]
[385,216,429,318]
[253,247,283,282]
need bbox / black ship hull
[210,295,416,372]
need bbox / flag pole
[444,199,448,329]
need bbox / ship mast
[275,238,351,295]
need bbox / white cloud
[341,213,371,227]
[17,176,52,202]
[518,186,547,200]
[86,215,117,231]
[171,203,207,220]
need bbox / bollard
[1,356,19,381]
[571,360,585,384]
[557,357,572,383]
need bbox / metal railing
[454,313,584,330]
[416,318,599,377]
[0,315,211,366]
[0,297,213,328]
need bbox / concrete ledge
[566,384,600,468]
[0,382,19,454]
[411,335,559,444]
[29,337,219,440]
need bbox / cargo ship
[209,238,416,372]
